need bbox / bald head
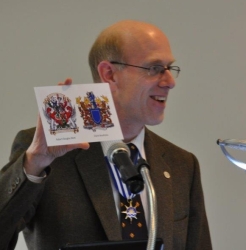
[88,20,170,82]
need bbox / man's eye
[152,66,159,71]
[148,65,165,76]
[152,66,164,73]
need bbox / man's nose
[158,70,176,89]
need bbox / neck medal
[121,199,140,223]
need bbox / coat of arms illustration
[43,93,79,135]
[76,91,114,131]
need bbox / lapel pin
[163,171,171,179]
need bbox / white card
[34,83,123,146]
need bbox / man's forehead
[123,33,174,64]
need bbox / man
[0,20,212,249]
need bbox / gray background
[1,0,246,249]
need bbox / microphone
[106,142,144,194]
[217,139,246,151]
[217,139,246,170]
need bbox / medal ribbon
[105,143,141,200]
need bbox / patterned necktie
[120,143,148,239]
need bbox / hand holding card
[24,79,91,176]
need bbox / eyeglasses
[110,61,180,78]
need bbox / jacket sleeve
[0,128,47,250]
[186,154,212,249]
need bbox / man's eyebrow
[145,59,176,67]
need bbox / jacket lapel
[74,142,122,241]
[145,128,174,249]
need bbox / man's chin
[146,116,164,126]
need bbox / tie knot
[127,143,139,164]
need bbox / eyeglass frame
[110,61,181,78]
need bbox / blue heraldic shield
[90,108,102,124]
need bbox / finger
[66,142,90,151]
[64,78,72,85]
[58,78,73,86]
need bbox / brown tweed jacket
[0,127,212,250]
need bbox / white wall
[1,0,246,249]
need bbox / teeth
[152,96,166,102]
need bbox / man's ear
[97,61,116,84]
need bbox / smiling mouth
[151,96,167,103]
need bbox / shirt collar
[130,127,146,160]
[100,127,146,160]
